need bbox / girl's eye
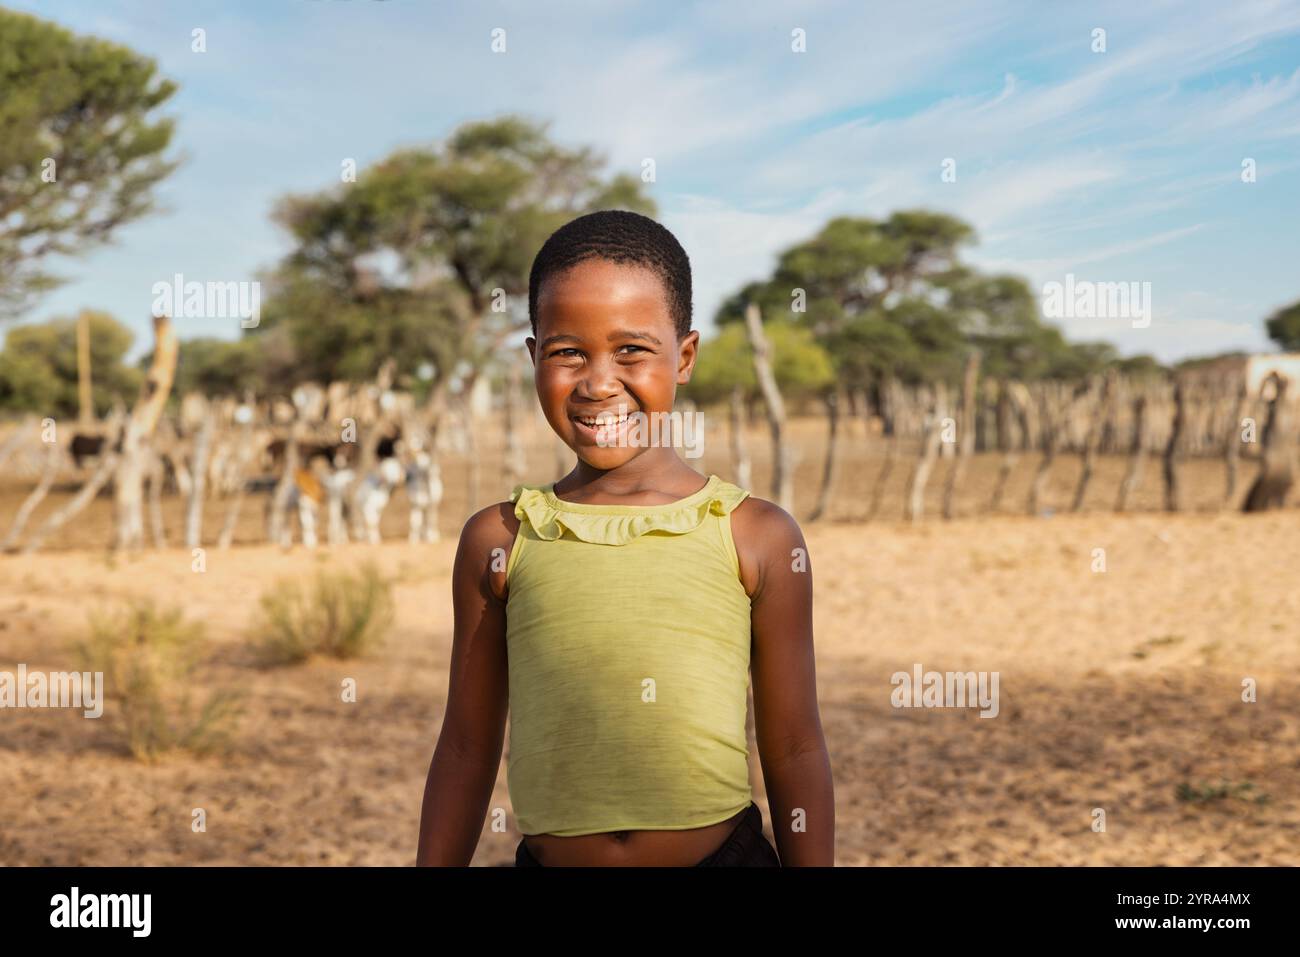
[549,345,645,358]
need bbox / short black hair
[528,209,692,339]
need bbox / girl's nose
[574,355,622,398]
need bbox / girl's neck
[556,451,706,504]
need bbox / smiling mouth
[572,411,632,428]
[570,410,637,441]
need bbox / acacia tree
[712,213,974,519]
[717,212,975,403]
[710,212,1141,521]
[0,310,140,415]
[263,115,655,426]
[0,9,178,317]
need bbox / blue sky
[10,0,1300,363]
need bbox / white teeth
[579,413,629,427]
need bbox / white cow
[322,466,355,545]
[405,451,444,543]
[353,457,405,544]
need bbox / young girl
[416,210,834,866]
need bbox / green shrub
[74,600,243,762]
[1176,779,1270,806]
[254,561,394,665]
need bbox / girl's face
[528,258,698,470]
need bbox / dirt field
[0,416,1296,865]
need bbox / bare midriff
[522,806,749,866]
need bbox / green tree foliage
[714,212,975,391]
[0,310,140,415]
[252,269,470,390]
[1039,335,1119,381]
[716,212,975,331]
[0,9,179,317]
[948,272,1126,382]
[171,337,263,398]
[684,320,835,406]
[1264,301,1300,352]
[712,211,1135,392]
[1114,353,1167,381]
[764,213,974,319]
[822,312,919,385]
[261,115,654,387]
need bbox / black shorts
[514,802,781,867]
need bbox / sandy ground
[0,416,1296,865]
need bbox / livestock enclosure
[1,410,1296,865]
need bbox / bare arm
[734,497,835,866]
[415,503,515,866]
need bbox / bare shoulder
[460,500,520,550]
[729,494,809,599]
[457,501,521,602]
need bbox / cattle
[264,430,400,473]
[404,451,443,543]
[321,467,355,545]
[264,438,355,471]
[352,457,405,544]
[69,433,109,469]
[375,429,402,460]
[279,467,326,548]
[243,475,280,493]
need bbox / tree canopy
[0,310,140,416]
[257,115,655,389]
[0,9,179,318]
[170,336,263,399]
[714,211,1137,392]
[1265,300,1300,352]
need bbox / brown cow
[70,433,113,468]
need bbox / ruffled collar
[509,473,749,545]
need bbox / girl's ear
[525,337,538,367]
[676,330,700,384]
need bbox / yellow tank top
[504,473,754,836]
